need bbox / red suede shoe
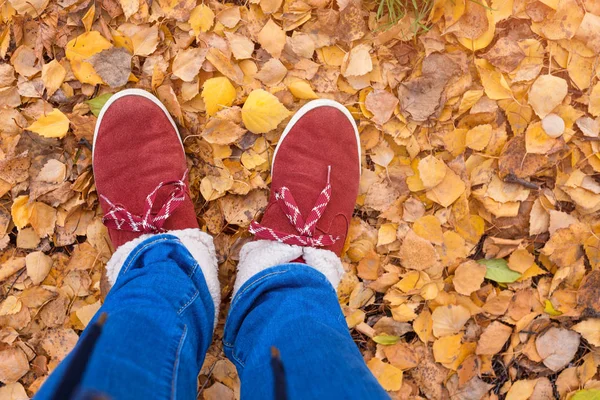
[249,100,360,255]
[93,89,198,249]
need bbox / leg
[224,247,388,399]
[35,232,219,400]
[224,100,389,399]
[36,90,221,399]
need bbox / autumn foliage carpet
[1,0,600,398]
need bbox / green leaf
[372,334,400,345]
[86,93,113,117]
[572,389,600,400]
[477,258,522,283]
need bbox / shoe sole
[92,89,184,163]
[272,99,361,173]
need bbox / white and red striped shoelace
[101,170,189,233]
[249,166,339,247]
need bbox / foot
[93,89,198,249]
[249,100,360,255]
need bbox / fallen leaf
[535,327,580,372]
[454,260,487,296]
[366,358,403,391]
[65,31,112,85]
[25,251,52,285]
[572,319,600,347]
[41,60,66,97]
[476,321,512,355]
[190,4,214,36]
[241,89,290,134]
[202,77,236,117]
[478,258,522,283]
[431,304,470,338]
[87,47,132,88]
[528,75,568,118]
[258,19,286,59]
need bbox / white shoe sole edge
[272,99,361,173]
[92,89,184,163]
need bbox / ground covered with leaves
[1,0,600,398]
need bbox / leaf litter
[1,0,600,398]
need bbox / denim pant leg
[223,264,389,400]
[34,234,216,400]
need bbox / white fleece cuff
[105,229,220,322]
[233,240,344,297]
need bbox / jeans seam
[122,237,175,275]
[233,269,291,305]
[177,290,199,315]
[171,324,187,400]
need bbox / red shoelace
[249,166,339,246]
[101,170,189,233]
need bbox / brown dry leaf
[453,260,486,296]
[258,19,286,59]
[0,383,28,400]
[535,327,580,372]
[0,347,29,384]
[86,47,131,88]
[341,44,372,77]
[171,47,206,82]
[365,90,397,125]
[25,251,52,285]
[398,230,440,271]
[476,321,512,355]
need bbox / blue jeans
[34,234,388,400]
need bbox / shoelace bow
[101,170,189,233]
[249,166,339,247]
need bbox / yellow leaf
[242,89,291,134]
[413,215,444,244]
[0,296,22,316]
[506,379,537,400]
[366,358,403,391]
[288,80,318,100]
[518,262,546,281]
[431,304,470,337]
[11,195,32,230]
[377,223,397,246]
[41,60,66,97]
[427,167,466,208]
[131,25,159,57]
[465,124,492,151]
[418,155,446,189]
[413,309,434,343]
[118,0,139,20]
[433,333,463,365]
[528,74,568,118]
[508,248,535,273]
[525,121,557,154]
[65,31,112,84]
[589,82,600,117]
[202,77,236,117]
[82,4,95,32]
[572,319,600,346]
[475,59,512,100]
[544,299,563,316]
[190,4,214,36]
[27,109,70,139]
